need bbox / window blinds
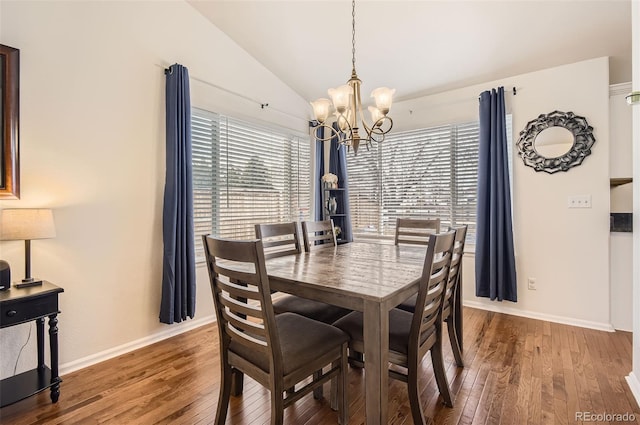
[347,119,504,243]
[192,108,310,260]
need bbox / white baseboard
[463,300,615,332]
[59,315,216,376]
[626,372,640,406]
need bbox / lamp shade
[310,98,332,123]
[371,87,395,115]
[328,85,353,113]
[0,209,56,241]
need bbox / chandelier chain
[351,0,356,75]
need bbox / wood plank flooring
[1,307,638,424]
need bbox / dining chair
[255,222,303,259]
[301,219,337,252]
[202,235,349,425]
[394,217,441,245]
[397,225,468,367]
[333,230,456,424]
[256,222,351,325]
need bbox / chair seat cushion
[273,295,351,324]
[333,308,434,355]
[230,312,349,375]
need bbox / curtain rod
[156,63,308,123]
[478,86,518,100]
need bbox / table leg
[36,317,45,369]
[231,369,244,396]
[363,300,388,425]
[49,314,60,403]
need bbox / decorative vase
[327,197,338,215]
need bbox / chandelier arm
[373,116,393,134]
[359,113,386,137]
[367,117,394,144]
[337,110,356,136]
[310,122,343,142]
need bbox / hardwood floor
[1,307,638,424]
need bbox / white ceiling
[187,0,632,103]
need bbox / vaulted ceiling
[188,0,631,103]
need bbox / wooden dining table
[263,241,463,425]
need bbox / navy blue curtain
[160,64,196,324]
[475,87,517,302]
[311,123,325,222]
[329,124,353,242]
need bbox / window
[192,108,310,260]
[347,116,512,244]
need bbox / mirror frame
[0,44,20,199]
[516,110,595,174]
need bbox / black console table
[0,281,64,407]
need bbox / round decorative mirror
[516,111,595,174]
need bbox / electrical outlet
[568,194,592,208]
[527,277,536,290]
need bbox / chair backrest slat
[395,218,440,246]
[216,280,260,305]
[301,220,336,252]
[255,222,302,259]
[218,292,263,317]
[213,264,260,288]
[202,235,282,369]
[225,321,269,352]
[222,308,267,338]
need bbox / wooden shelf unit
[322,187,347,243]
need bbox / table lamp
[0,208,56,288]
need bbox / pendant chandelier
[310,0,395,155]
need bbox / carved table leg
[49,314,61,403]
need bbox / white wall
[0,0,309,378]
[393,57,612,330]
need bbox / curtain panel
[475,87,517,302]
[160,64,196,324]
